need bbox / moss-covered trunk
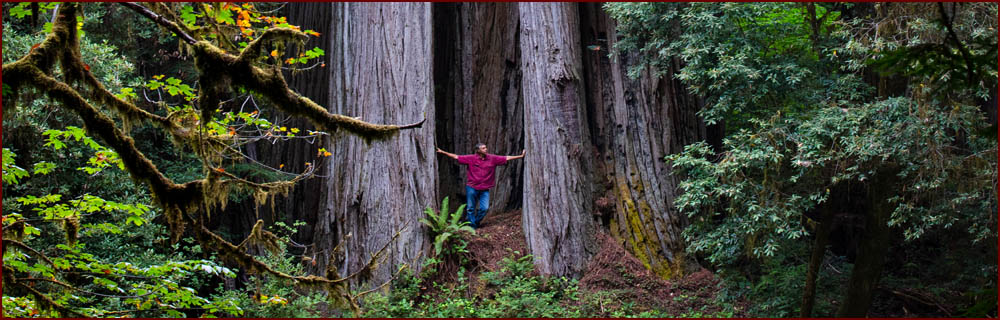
[312,2,437,288]
[519,2,597,278]
[432,3,525,213]
[577,3,711,279]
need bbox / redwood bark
[312,2,436,287]
[519,2,597,278]
[577,3,706,279]
[433,3,524,214]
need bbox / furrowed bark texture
[578,3,707,279]
[433,3,524,213]
[313,2,436,287]
[518,2,596,278]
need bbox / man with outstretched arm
[436,143,525,228]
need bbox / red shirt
[457,154,508,190]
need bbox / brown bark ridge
[433,3,525,214]
[518,2,597,278]
[578,3,705,279]
[312,2,436,288]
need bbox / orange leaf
[270,49,278,57]
[323,151,332,157]
[320,63,326,68]
[215,167,226,173]
[30,43,40,52]
[103,269,112,275]
[84,64,91,71]
[279,164,285,169]
[285,58,295,64]
[304,162,311,167]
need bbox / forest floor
[461,209,751,317]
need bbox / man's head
[474,143,487,156]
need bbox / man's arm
[436,147,459,160]
[505,149,526,161]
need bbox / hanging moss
[238,219,283,255]
[4,221,26,242]
[62,216,80,246]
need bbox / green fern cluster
[420,197,475,256]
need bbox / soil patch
[464,209,530,272]
[461,209,749,316]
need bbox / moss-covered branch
[193,29,424,142]
[121,2,425,141]
[3,239,56,267]
[16,282,88,318]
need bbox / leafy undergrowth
[360,209,748,318]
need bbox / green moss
[614,179,686,280]
[62,216,79,246]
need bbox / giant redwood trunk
[577,3,707,279]
[433,3,524,213]
[311,3,436,287]
[519,2,597,277]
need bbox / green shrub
[362,253,582,318]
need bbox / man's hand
[437,147,458,160]
[507,149,526,161]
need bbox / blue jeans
[465,186,490,228]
